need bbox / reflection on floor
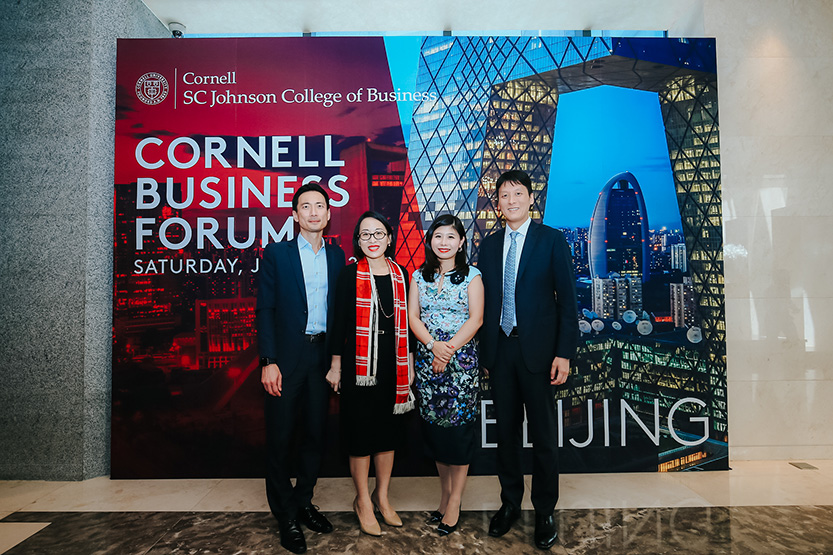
[1,460,832,554]
[3,507,833,554]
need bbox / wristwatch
[426,340,435,351]
[260,357,277,367]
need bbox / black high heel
[437,520,458,536]
[426,510,444,524]
[437,506,460,536]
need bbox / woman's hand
[326,367,341,392]
[431,357,448,374]
[432,341,455,364]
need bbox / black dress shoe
[534,512,558,550]
[297,505,333,533]
[278,519,306,554]
[426,510,444,524]
[488,504,520,537]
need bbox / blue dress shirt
[298,234,328,334]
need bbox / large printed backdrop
[113,36,727,478]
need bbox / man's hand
[326,367,342,393]
[550,357,570,386]
[262,363,282,396]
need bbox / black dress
[330,263,411,457]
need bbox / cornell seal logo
[135,72,169,105]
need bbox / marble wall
[702,0,833,460]
[0,0,166,479]
[0,0,830,479]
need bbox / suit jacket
[478,220,579,372]
[256,237,346,375]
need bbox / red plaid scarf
[355,257,414,414]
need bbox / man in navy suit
[478,170,578,550]
[256,183,346,554]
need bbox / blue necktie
[501,231,519,336]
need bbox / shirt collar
[298,234,324,252]
[506,217,532,239]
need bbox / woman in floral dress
[408,214,484,536]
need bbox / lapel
[516,220,540,282]
[490,227,506,284]
[324,243,339,305]
[287,237,307,299]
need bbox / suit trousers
[264,339,329,519]
[491,331,560,514]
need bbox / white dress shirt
[500,216,532,328]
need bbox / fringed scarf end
[393,399,415,414]
[356,375,377,386]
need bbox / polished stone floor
[3,506,833,554]
[2,461,832,554]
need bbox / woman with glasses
[326,211,415,536]
[408,213,484,536]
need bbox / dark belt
[503,327,519,338]
[304,333,326,343]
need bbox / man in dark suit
[478,170,579,550]
[256,183,346,554]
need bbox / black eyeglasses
[359,231,388,241]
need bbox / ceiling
[140,0,706,37]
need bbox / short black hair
[495,170,533,197]
[352,211,396,260]
[292,183,330,211]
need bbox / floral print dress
[413,267,481,428]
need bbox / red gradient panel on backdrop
[113,37,417,477]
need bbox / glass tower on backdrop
[399,36,726,464]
